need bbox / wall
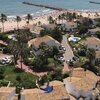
[87,44,100,51]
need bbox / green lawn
[0,65,38,88]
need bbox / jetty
[23,2,67,11]
[89,1,100,5]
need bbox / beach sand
[0,10,100,32]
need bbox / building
[63,68,99,99]
[96,51,100,63]
[42,24,56,30]
[61,22,77,32]
[88,27,100,35]
[25,24,43,37]
[21,80,70,100]
[28,35,61,55]
[0,87,16,100]
[85,37,100,51]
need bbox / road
[62,34,74,62]
[62,34,74,72]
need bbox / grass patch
[1,65,38,88]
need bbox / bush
[3,47,11,54]
[0,80,9,86]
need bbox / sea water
[0,0,100,16]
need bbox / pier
[22,2,67,11]
[89,1,100,5]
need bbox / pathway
[16,60,47,76]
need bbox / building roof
[85,37,100,45]
[42,24,56,30]
[89,27,100,33]
[26,24,43,34]
[0,87,15,100]
[21,80,69,100]
[96,51,100,58]
[28,35,60,48]
[64,68,99,92]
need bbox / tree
[0,67,5,80]
[0,14,7,32]
[86,48,96,66]
[8,40,19,65]
[39,42,52,57]
[26,14,32,25]
[96,31,100,39]
[52,27,62,42]
[78,25,88,35]
[58,15,62,23]
[38,21,41,26]
[16,16,21,29]
[8,30,30,69]
[48,16,53,24]
[52,46,59,56]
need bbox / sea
[0,0,100,17]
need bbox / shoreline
[0,9,100,32]
[6,8,100,19]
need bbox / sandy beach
[0,10,100,32]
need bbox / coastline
[0,9,100,32]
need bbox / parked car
[0,57,12,65]
[61,45,66,51]
[54,55,65,62]
[59,45,66,51]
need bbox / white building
[63,68,99,100]
[85,37,100,51]
[0,87,16,100]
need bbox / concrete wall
[7,90,15,100]
[20,94,25,100]
[63,80,80,98]
[64,79,97,99]
[87,44,100,51]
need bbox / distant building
[25,24,43,37]
[21,80,70,100]
[61,22,77,32]
[28,35,61,55]
[42,24,56,30]
[88,27,100,35]
[85,37,100,51]
[0,87,16,100]
[63,68,99,99]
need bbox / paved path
[62,34,74,72]
[17,60,47,76]
[62,34,74,61]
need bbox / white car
[58,56,65,62]
[61,45,66,51]
[1,57,12,64]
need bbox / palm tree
[38,21,41,26]
[61,13,65,23]
[48,16,53,24]
[86,48,96,66]
[26,14,32,26]
[16,16,21,29]
[8,40,19,66]
[0,14,7,32]
[58,15,62,24]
